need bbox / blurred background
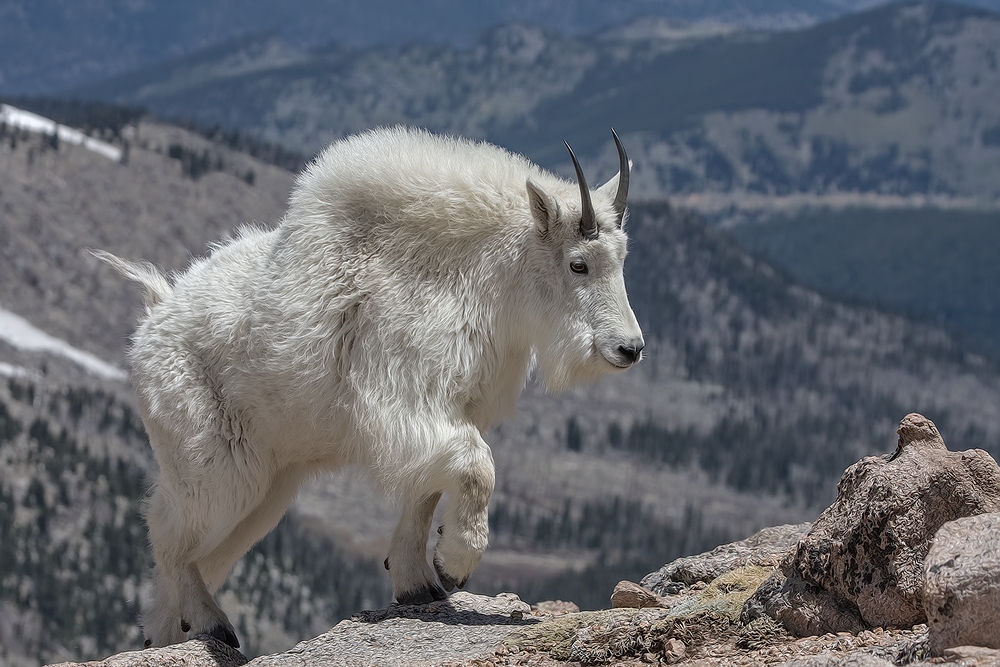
[2,0,1000,663]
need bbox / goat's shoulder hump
[298,127,540,197]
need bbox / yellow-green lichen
[502,610,640,660]
[503,567,777,664]
[666,566,774,622]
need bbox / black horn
[565,141,599,240]
[611,128,629,226]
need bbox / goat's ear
[526,178,559,237]
[595,160,632,200]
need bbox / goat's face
[526,134,644,389]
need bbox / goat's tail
[90,249,172,307]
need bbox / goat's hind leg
[175,563,240,647]
[172,467,304,648]
[386,491,447,605]
[196,467,306,593]
[143,483,240,648]
[143,529,239,649]
[142,562,186,648]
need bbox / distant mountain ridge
[64,1,1000,209]
[0,0,943,96]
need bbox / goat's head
[526,130,644,389]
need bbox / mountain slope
[728,206,1000,356]
[0,116,295,364]
[3,111,1000,665]
[0,367,388,665]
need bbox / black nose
[618,340,644,364]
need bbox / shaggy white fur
[96,126,643,649]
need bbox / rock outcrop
[610,580,675,609]
[641,523,811,593]
[743,413,1000,636]
[503,565,776,664]
[777,654,895,667]
[924,512,1000,654]
[48,640,247,667]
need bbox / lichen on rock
[504,565,774,664]
[641,523,811,593]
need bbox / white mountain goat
[95,126,644,649]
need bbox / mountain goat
[96,126,643,649]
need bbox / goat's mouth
[597,339,643,369]
[599,349,637,370]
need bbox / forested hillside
[728,206,1000,356]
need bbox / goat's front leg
[433,429,495,592]
[387,491,446,605]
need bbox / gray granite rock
[937,645,1000,665]
[924,513,1000,655]
[533,600,580,614]
[46,638,247,667]
[47,593,533,667]
[740,569,866,637]
[641,522,811,594]
[246,591,531,667]
[610,580,674,609]
[744,414,1000,636]
[46,581,993,666]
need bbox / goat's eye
[570,260,588,275]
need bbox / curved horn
[611,128,629,226]
[564,141,598,240]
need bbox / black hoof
[202,623,241,649]
[433,552,461,591]
[144,639,152,648]
[384,557,390,570]
[180,619,191,632]
[395,582,448,605]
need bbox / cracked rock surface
[924,512,1000,654]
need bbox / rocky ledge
[50,414,1000,667]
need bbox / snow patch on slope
[0,362,41,380]
[0,306,127,381]
[0,104,123,162]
